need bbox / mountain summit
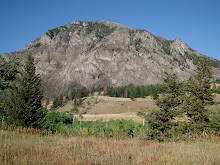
[2,21,220,97]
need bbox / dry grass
[1,129,220,165]
[211,83,220,88]
[56,95,159,114]
[53,94,220,123]
[54,95,156,123]
[214,94,220,102]
[42,93,220,124]
[0,130,89,165]
[83,112,143,122]
[56,94,220,113]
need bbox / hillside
[2,21,220,97]
[48,92,220,122]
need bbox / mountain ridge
[2,21,220,97]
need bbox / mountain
[2,21,220,97]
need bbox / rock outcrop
[2,21,220,97]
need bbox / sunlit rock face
[2,21,220,97]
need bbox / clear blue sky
[0,0,219,60]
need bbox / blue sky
[0,0,219,60]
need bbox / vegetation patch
[85,22,116,40]
[30,43,41,48]
[134,38,142,52]
[87,42,96,51]
[105,84,165,100]
[184,51,200,65]
[0,56,4,63]
[154,35,173,55]
[207,58,220,68]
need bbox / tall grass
[0,127,220,165]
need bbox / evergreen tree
[184,57,214,123]
[217,86,220,94]
[0,58,21,94]
[212,83,217,93]
[52,97,59,109]
[5,53,46,129]
[140,86,146,98]
[130,90,135,101]
[152,90,159,100]
[58,94,63,106]
[71,89,76,100]
[65,94,69,104]
[147,73,183,139]
[0,103,6,125]
[0,58,21,125]
[157,73,184,112]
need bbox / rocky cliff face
[2,21,220,97]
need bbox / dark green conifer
[0,58,21,125]
[52,97,59,109]
[147,73,183,138]
[6,53,46,129]
[184,57,214,123]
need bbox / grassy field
[2,90,220,164]
[83,112,143,122]
[56,95,159,114]
[1,129,220,165]
[49,93,220,122]
[49,94,159,122]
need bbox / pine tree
[156,73,184,113]
[147,73,183,138]
[0,58,21,125]
[6,53,46,129]
[184,57,214,123]
[0,59,21,94]
[64,94,69,104]
[58,94,63,107]
[130,91,135,101]
[212,83,217,93]
[71,89,76,100]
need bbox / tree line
[49,82,166,111]
[104,84,166,100]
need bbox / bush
[44,112,72,132]
[44,116,146,139]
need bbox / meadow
[53,93,220,122]
[1,90,220,164]
[0,127,220,165]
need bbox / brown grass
[1,129,220,165]
[83,112,143,122]
[56,95,159,114]
[53,94,220,123]
[212,83,220,88]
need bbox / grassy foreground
[0,128,220,165]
